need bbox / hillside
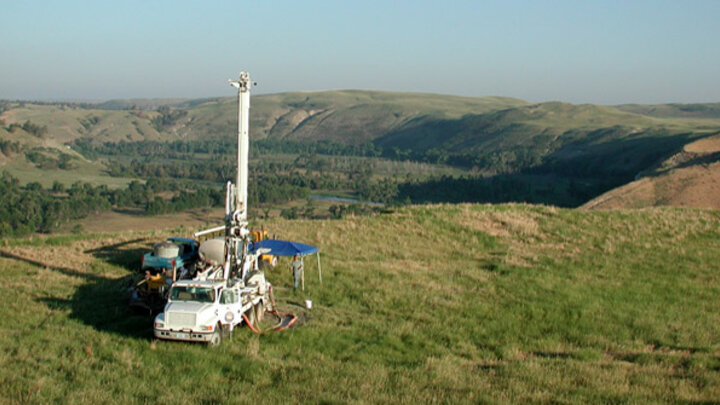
[583,133,720,209]
[616,102,720,119]
[376,102,658,151]
[184,91,530,144]
[0,204,718,403]
[0,91,528,146]
[374,102,694,170]
[2,93,720,209]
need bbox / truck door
[219,288,242,326]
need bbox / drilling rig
[153,72,273,346]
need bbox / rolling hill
[0,92,529,146]
[2,92,720,208]
[616,102,720,119]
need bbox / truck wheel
[221,324,231,339]
[246,307,256,328]
[255,301,265,324]
[207,327,222,347]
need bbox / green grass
[1,157,137,189]
[0,104,163,145]
[0,204,719,403]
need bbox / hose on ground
[243,284,298,334]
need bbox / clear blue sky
[1,0,719,104]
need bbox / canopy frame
[250,239,323,288]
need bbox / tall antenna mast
[229,71,251,223]
[192,72,259,283]
[220,71,252,281]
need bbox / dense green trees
[25,150,75,170]
[0,173,228,236]
[145,187,223,215]
[67,131,666,212]
[151,106,188,131]
[5,120,48,138]
[0,173,110,236]
[0,140,21,156]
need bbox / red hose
[243,284,298,334]
[242,313,263,334]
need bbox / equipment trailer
[153,72,272,345]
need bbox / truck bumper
[154,329,213,342]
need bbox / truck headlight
[201,325,213,331]
[154,322,164,329]
[225,312,234,322]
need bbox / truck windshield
[169,286,216,303]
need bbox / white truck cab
[153,276,268,346]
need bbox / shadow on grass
[0,242,154,340]
[0,248,104,282]
[39,273,153,340]
[532,351,573,359]
[73,238,157,339]
[84,237,152,272]
[109,208,146,216]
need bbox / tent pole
[317,252,322,284]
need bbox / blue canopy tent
[250,239,322,287]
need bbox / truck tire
[255,301,265,324]
[246,306,256,328]
[207,327,222,347]
[221,323,231,339]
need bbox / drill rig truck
[153,72,271,346]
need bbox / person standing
[291,254,304,291]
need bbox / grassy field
[0,157,137,189]
[0,204,719,403]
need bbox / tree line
[0,174,218,236]
[0,173,110,236]
[72,137,557,173]
[4,120,49,138]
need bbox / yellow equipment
[251,227,277,269]
[146,273,167,290]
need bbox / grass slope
[1,204,718,403]
[1,91,528,147]
[181,90,529,144]
[0,104,165,145]
[376,101,718,157]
